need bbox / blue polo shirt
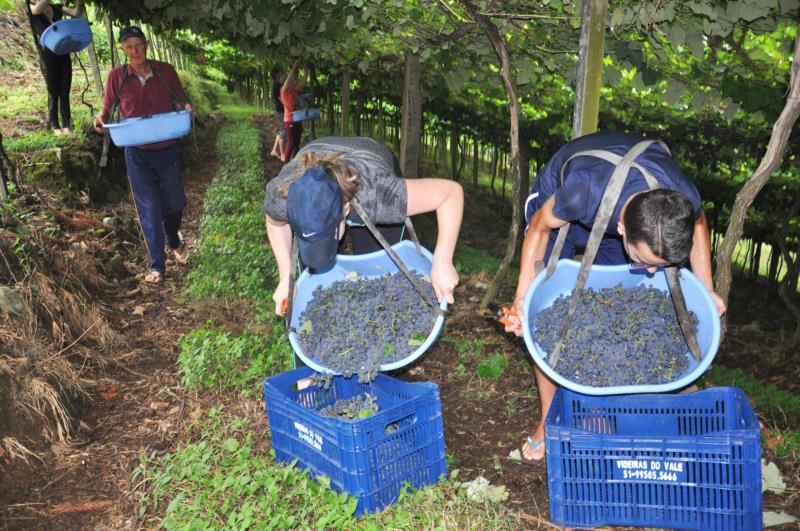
[524,131,702,264]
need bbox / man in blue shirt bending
[505,131,726,462]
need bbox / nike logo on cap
[301,231,317,238]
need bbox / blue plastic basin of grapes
[40,19,93,55]
[288,240,447,374]
[521,260,721,396]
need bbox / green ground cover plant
[134,408,516,530]
[700,364,800,427]
[178,327,290,397]
[185,110,278,308]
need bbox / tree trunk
[715,28,800,324]
[105,16,119,68]
[340,67,351,136]
[777,195,800,351]
[472,139,479,186]
[751,241,762,279]
[326,73,335,132]
[459,2,522,309]
[519,126,532,215]
[355,86,366,136]
[449,125,459,179]
[490,145,498,196]
[400,50,422,178]
[308,65,317,139]
[767,244,780,292]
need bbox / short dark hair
[622,189,695,265]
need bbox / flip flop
[172,232,190,264]
[144,270,163,284]
[521,436,546,462]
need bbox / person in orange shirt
[280,60,305,162]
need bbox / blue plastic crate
[545,387,762,530]
[263,367,447,515]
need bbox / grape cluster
[533,284,695,387]
[298,272,436,381]
[318,393,379,420]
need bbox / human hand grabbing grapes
[431,258,458,304]
[273,277,289,316]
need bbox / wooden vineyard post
[400,50,422,179]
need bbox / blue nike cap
[287,167,344,269]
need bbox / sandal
[144,270,163,284]
[521,436,546,462]
[172,232,190,264]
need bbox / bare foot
[53,129,63,136]
[172,232,190,264]
[61,128,72,135]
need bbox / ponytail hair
[278,152,361,200]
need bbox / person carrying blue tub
[503,131,727,462]
[93,26,196,284]
[27,0,84,136]
[263,136,463,316]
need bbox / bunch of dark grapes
[298,272,436,381]
[533,284,696,387]
[318,393,379,420]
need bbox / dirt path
[0,117,226,530]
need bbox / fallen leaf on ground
[461,475,508,503]
[132,305,145,316]
[508,449,522,461]
[762,459,787,494]
[763,511,797,527]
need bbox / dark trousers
[41,49,72,129]
[284,121,303,161]
[124,144,187,274]
[348,224,405,254]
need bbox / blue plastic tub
[289,240,447,374]
[40,18,93,55]
[545,386,762,530]
[522,260,721,395]
[292,108,321,122]
[104,110,191,147]
[263,366,447,515]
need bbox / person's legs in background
[271,111,286,159]
[283,121,303,162]
[41,49,62,133]
[57,55,72,133]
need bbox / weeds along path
[0,113,228,529]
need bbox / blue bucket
[40,19,93,55]
[291,108,321,122]
[521,260,721,395]
[289,240,447,374]
[104,110,191,147]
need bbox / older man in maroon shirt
[94,26,195,284]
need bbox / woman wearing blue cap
[263,136,463,316]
